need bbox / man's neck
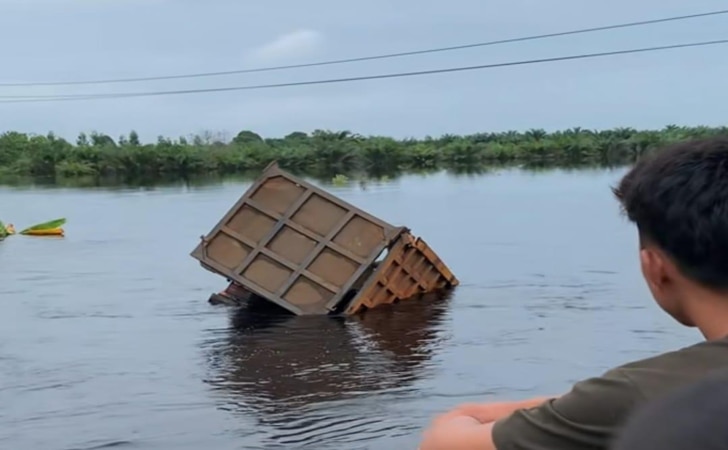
[689,290,728,340]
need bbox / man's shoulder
[613,337,728,398]
[492,339,728,449]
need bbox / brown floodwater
[0,168,696,449]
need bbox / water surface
[0,168,697,449]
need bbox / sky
[1,0,727,142]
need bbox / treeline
[0,125,725,179]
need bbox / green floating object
[19,218,66,235]
[0,220,11,239]
[331,174,349,186]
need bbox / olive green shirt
[492,337,728,450]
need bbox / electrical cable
[2,38,726,104]
[0,8,726,87]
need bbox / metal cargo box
[191,162,406,315]
[343,232,459,315]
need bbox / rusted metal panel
[343,232,459,315]
[191,162,406,315]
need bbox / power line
[1,8,727,88]
[2,39,726,104]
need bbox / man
[611,367,728,450]
[419,137,728,450]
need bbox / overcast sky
[1,0,727,142]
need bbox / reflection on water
[0,161,624,191]
[203,291,452,447]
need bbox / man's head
[614,137,728,326]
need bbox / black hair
[613,136,728,290]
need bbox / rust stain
[343,232,459,315]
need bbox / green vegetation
[0,126,725,181]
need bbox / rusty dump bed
[191,162,407,315]
[344,232,459,314]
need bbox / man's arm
[492,369,642,449]
[445,396,556,424]
[419,368,641,450]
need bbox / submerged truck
[190,162,458,316]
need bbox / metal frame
[191,161,406,315]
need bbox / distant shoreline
[0,126,721,181]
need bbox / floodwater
[0,168,697,450]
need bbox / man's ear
[640,247,669,294]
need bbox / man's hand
[437,402,519,424]
[436,397,555,424]
[418,397,556,449]
[419,415,495,450]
